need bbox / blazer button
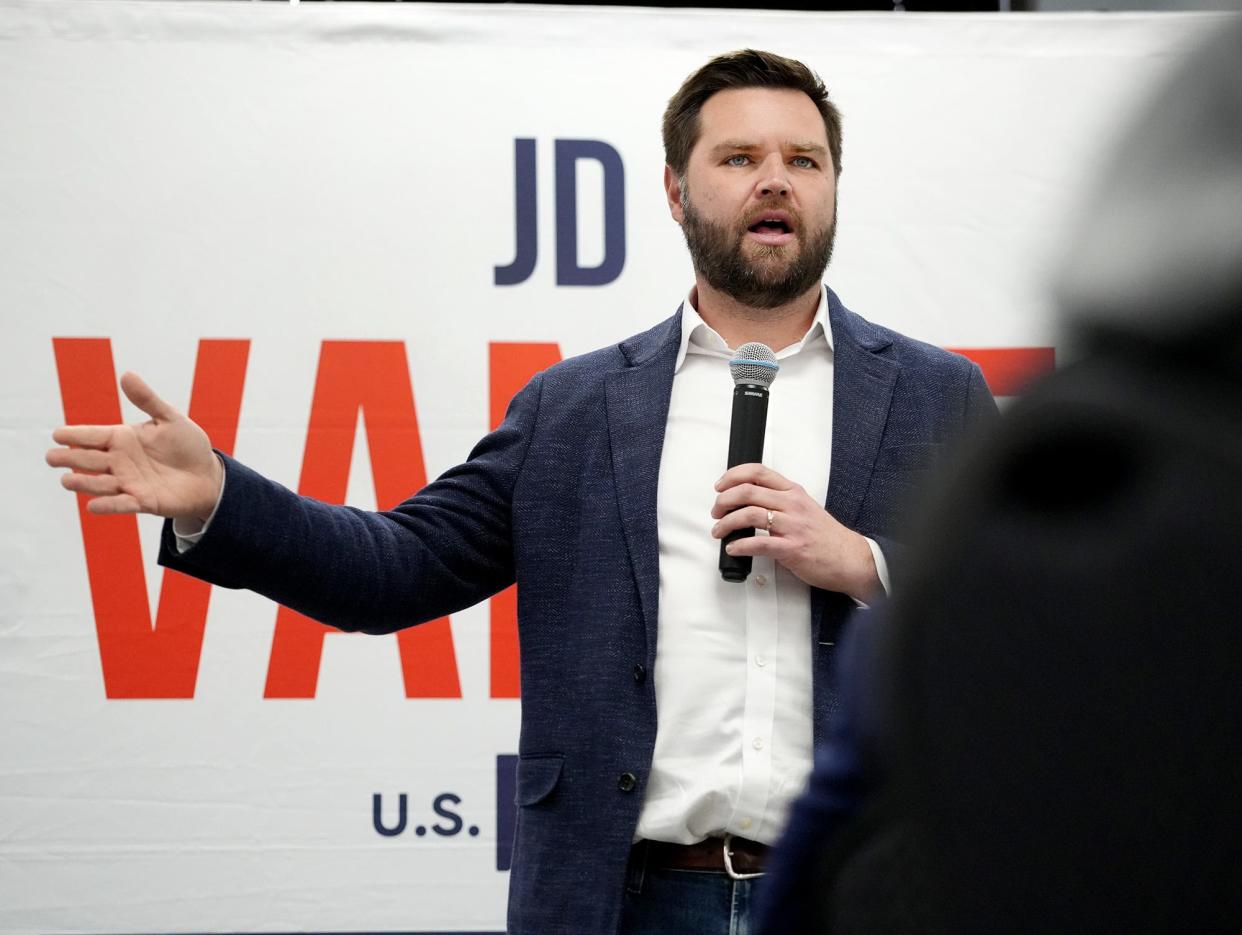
[632,663,646,684]
[618,772,637,793]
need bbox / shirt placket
[729,548,780,837]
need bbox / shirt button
[754,573,768,587]
[739,817,753,831]
[752,736,765,751]
[755,654,767,668]
[618,772,637,793]
[633,663,646,684]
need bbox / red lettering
[263,341,461,699]
[55,337,1040,703]
[487,342,562,698]
[950,347,1056,396]
[52,338,250,698]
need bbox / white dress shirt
[636,285,886,846]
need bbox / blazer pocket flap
[515,754,564,807]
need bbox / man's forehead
[695,87,828,149]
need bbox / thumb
[120,372,179,423]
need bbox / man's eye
[727,154,751,167]
[791,156,815,169]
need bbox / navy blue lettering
[555,139,626,286]
[372,792,408,837]
[496,754,518,871]
[432,792,464,837]
[494,138,538,286]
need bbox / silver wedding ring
[766,509,775,533]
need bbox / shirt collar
[674,284,833,373]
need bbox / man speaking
[47,50,994,935]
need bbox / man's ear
[664,166,685,224]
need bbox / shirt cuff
[851,536,890,608]
[865,536,891,596]
[171,456,226,554]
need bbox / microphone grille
[729,342,779,388]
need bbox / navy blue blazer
[160,289,995,934]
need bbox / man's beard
[679,189,836,311]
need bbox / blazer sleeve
[157,371,546,634]
[867,359,998,582]
[963,360,1000,429]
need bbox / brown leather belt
[640,835,769,878]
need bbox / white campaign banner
[0,2,1225,932]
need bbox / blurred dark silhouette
[757,18,1242,935]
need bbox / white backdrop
[0,2,1226,933]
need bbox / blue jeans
[619,845,758,935]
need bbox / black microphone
[719,342,779,582]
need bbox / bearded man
[48,50,995,935]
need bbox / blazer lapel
[824,290,899,528]
[605,311,682,662]
[812,292,899,650]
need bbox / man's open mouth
[746,213,796,244]
[748,217,793,235]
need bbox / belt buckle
[722,832,764,881]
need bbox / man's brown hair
[663,49,843,180]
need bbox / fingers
[56,468,143,514]
[50,374,176,453]
[86,493,143,515]
[712,505,771,539]
[721,533,784,559]
[61,471,122,497]
[715,463,793,493]
[120,372,179,422]
[51,425,116,450]
[46,446,111,472]
[711,482,786,519]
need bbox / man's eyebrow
[708,140,761,155]
[707,140,829,157]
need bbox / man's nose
[756,155,791,198]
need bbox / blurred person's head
[1052,21,1242,368]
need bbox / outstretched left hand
[711,463,879,602]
